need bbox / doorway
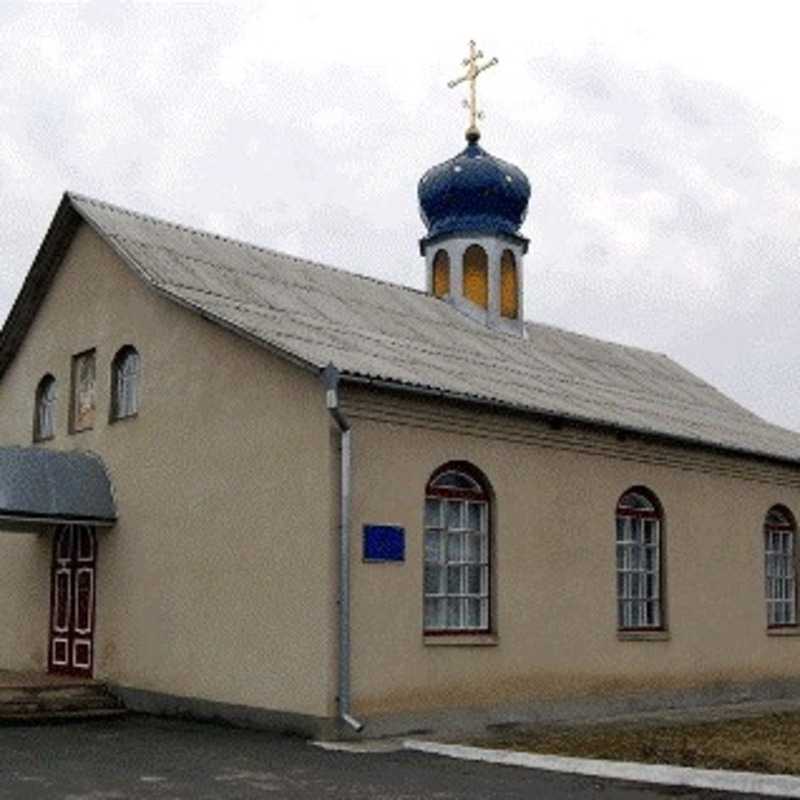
[49,525,96,677]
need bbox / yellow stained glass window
[500,249,518,319]
[463,245,488,309]
[433,250,450,298]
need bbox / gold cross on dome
[447,39,498,141]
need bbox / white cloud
[1,2,800,431]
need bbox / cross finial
[447,39,498,142]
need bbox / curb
[403,740,800,798]
[311,740,404,754]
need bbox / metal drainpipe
[323,364,364,733]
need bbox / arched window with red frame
[424,463,490,633]
[764,505,797,628]
[616,487,663,630]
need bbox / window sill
[424,634,498,647]
[767,627,800,637]
[69,427,94,436]
[109,412,138,425]
[617,630,670,642]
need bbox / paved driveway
[0,716,778,799]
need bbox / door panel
[49,525,96,677]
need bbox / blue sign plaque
[363,524,405,563]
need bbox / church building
[1,45,800,738]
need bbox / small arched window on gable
[432,249,450,298]
[500,249,519,319]
[111,346,140,421]
[34,374,56,441]
[424,463,491,633]
[616,488,663,630]
[764,505,797,628]
[462,245,488,309]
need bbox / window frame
[462,244,489,309]
[500,249,519,319]
[69,349,97,434]
[432,249,451,299]
[110,345,141,423]
[423,462,492,636]
[764,505,797,629]
[615,487,665,632]
[33,374,57,443]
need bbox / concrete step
[0,684,107,703]
[0,707,128,724]
[0,682,124,720]
[0,695,121,714]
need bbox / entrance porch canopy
[0,447,116,533]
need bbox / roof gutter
[0,514,116,535]
[322,363,364,734]
[335,372,800,472]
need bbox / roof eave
[0,193,82,382]
[69,199,322,378]
[336,371,800,471]
[0,192,321,384]
[0,512,117,535]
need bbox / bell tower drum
[418,40,531,335]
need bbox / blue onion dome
[418,139,531,245]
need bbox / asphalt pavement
[0,715,780,799]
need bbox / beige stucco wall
[4,218,800,727]
[0,224,336,718]
[342,387,800,716]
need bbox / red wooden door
[49,525,96,677]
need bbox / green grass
[469,713,800,775]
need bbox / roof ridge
[66,191,429,298]
[2,190,798,466]
[68,192,682,362]
[171,285,711,403]
[525,319,672,361]
[526,319,778,421]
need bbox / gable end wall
[0,224,336,719]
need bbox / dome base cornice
[419,229,528,256]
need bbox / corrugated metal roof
[27,193,800,465]
[0,447,116,528]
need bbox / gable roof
[3,191,800,467]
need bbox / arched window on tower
[764,505,797,628]
[462,245,488,309]
[111,346,141,421]
[500,249,519,319]
[432,250,450,298]
[34,374,56,441]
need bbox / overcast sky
[2,1,800,430]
